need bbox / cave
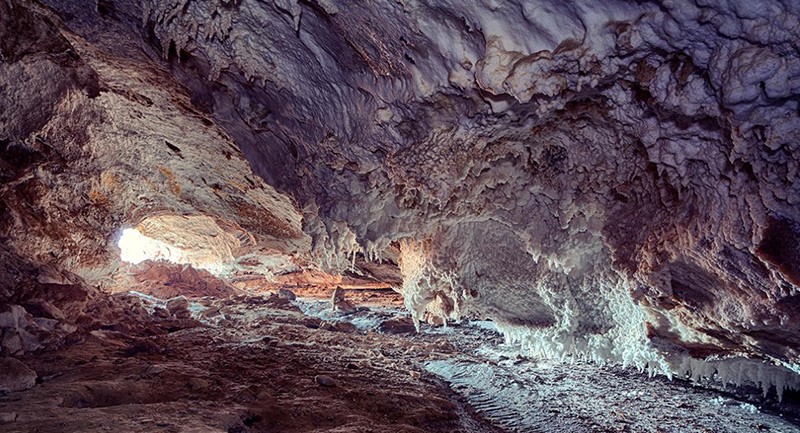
[2,0,800,431]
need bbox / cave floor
[1,291,800,433]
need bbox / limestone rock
[22,300,65,321]
[0,305,27,330]
[1,331,22,356]
[321,321,357,334]
[202,306,222,318]
[330,287,356,314]
[126,261,237,299]
[173,309,192,320]
[277,288,297,301]
[315,375,337,387]
[378,317,416,335]
[166,296,189,315]
[0,358,37,393]
[1,0,799,396]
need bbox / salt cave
[1,0,800,431]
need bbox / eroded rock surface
[0,0,307,290]
[1,0,800,396]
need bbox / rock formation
[2,0,799,397]
[330,286,356,314]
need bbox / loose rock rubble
[0,291,498,433]
[1,294,82,356]
[3,289,798,433]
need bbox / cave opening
[111,214,402,304]
[2,0,800,431]
[118,227,186,267]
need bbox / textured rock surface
[121,260,236,298]
[0,295,504,433]
[1,0,800,395]
[0,0,306,290]
[0,357,37,393]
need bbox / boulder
[0,305,27,330]
[173,308,192,319]
[0,358,37,393]
[22,300,65,321]
[321,321,357,333]
[315,375,337,387]
[18,329,42,353]
[0,412,18,423]
[277,288,296,301]
[330,287,356,314]
[378,317,416,334]
[166,296,190,315]
[202,306,222,318]
[33,317,58,332]
[0,331,22,355]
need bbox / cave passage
[118,228,185,266]
[2,0,800,432]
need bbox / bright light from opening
[118,228,188,265]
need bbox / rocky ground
[0,289,497,433]
[1,288,800,433]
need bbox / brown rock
[331,287,356,314]
[187,377,210,391]
[0,358,37,393]
[127,261,236,299]
[124,339,163,356]
[0,412,18,423]
[378,317,416,334]
[22,300,65,321]
[321,321,358,333]
[31,283,91,318]
[166,296,189,314]
[315,375,336,387]
[277,288,296,301]
[202,306,221,318]
[1,330,22,355]
[302,317,321,329]
[173,308,192,319]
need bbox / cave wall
[0,0,306,288]
[0,0,309,356]
[2,0,800,393]
[137,0,800,380]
